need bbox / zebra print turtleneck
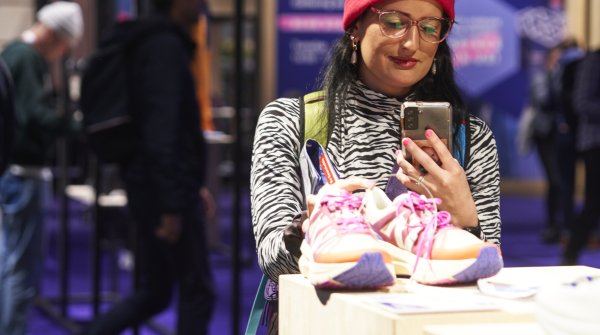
[250,81,501,283]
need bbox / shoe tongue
[384,165,408,199]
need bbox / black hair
[318,23,466,156]
[318,33,358,143]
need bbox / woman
[250,0,500,330]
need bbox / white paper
[366,293,500,314]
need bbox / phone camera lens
[405,109,418,130]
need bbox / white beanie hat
[37,1,83,46]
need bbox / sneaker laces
[395,191,452,278]
[320,192,371,235]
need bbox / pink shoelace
[320,192,371,235]
[395,191,452,274]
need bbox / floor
[26,190,600,335]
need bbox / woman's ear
[349,23,363,41]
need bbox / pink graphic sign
[278,14,342,33]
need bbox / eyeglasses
[370,7,453,44]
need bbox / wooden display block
[423,322,546,335]
[279,266,600,335]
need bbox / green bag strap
[244,274,268,335]
[300,90,327,147]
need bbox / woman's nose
[400,25,421,51]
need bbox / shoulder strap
[298,90,327,208]
[453,120,465,168]
[464,113,471,167]
[452,112,471,169]
[244,274,268,335]
[460,113,471,168]
[300,90,327,147]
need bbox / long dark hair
[319,25,467,154]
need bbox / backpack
[80,28,134,163]
[80,20,172,163]
[299,90,329,146]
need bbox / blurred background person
[562,47,600,265]
[0,2,83,335]
[83,0,216,334]
[556,39,585,244]
[0,57,14,175]
[529,39,583,244]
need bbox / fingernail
[425,129,433,138]
[402,138,410,146]
[394,149,401,157]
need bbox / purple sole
[442,246,503,284]
[316,252,395,289]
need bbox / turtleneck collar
[345,80,415,114]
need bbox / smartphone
[400,101,452,167]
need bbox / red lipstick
[389,56,418,69]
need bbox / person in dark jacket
[0,58,14,175]
[0,2,83,335]
[83,0,215,334]
[562,48,600,265]
[528,40,583,244]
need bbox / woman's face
[353,0,444,97]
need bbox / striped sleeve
[250,98,305,282]
[466,116,501,244]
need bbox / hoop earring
[350,36,358,64]
[431,58,437,75]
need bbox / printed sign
[276,0,344,97]
[449,0,520,97]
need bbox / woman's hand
[396,129,478,228]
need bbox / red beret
[342,0,455,30]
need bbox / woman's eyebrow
[378,7,411,16]
[379,7,442,19]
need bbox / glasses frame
[369,7,454,44]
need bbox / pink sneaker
[362,187,503,285]
[299,186,396,289]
